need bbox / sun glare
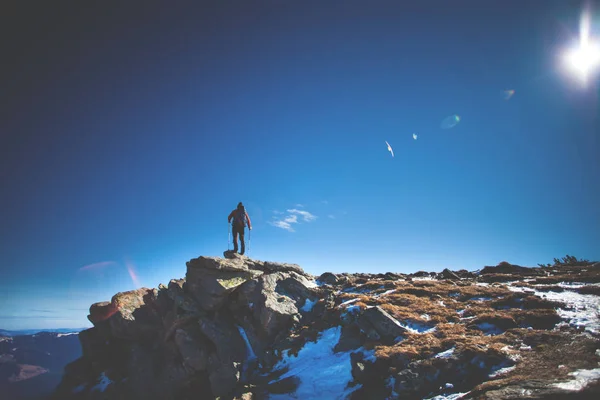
[563,9,600,85]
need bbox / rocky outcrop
[54,254,319,399]
[53,257,600,400]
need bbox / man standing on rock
[228,202,252,255]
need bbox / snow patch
[270,326,360,399]
[553,368,600,391]
[435,347,456,359]
[374,289,397,298]
[476,323,504,335]
[236,326,257,362]
[400,320,437,334]
[340,298,359,307]
[425,393,469,400]
[469,297,493,302]
[91,372,112,392]
[305,280,319,289]
[526,288,600,334]
[489,365,516,378]
[57,332,78,337]
[301,298,317,312]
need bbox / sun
[565,40,600,81]
[562,9,600,85]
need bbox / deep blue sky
[1,0,598,330]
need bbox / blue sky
[1,0,599,330]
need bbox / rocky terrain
[53,253,600,399]
[1,331,82,399]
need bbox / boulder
[439,268,460,280]
[174,326,209,372]
[88,301,118,325]
[316,272,339,285]
[185,256,263,311]
[358,306,408,343]
[106,288,163,340]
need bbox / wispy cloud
[29,309,56,314]
[295,203,304,208]
[269,220,296,232]
[321,200,329,205]
[287,209,317,222]
[270,206,317,231]
[328,214,335,219]
[79,261,116,271]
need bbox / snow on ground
[374,289,397,298]
[269,326,362,399]
[340,298,360,307]
[399,320,437,334]
[434,347,456,359]
[413,276,435,281]
[424,393,469,400]
[507,284,600,334]
[476,322,504,336]
[236,326,257,361]
[91,372,112,392]
[305,280,319,289]
[57,332,79,337]
[469,297,493,302]
[553,368,600,391]
[301,298,317,312]
[488,365,516,378]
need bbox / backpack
[233,207,247,228]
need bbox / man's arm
[228,210,235,223]
[245,211,252,229]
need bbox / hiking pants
[232,225,245,254]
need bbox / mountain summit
[53,254,600,399]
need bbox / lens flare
[503,89,515,100]
[441,114,460,129]
[125,261,141,288]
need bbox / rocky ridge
[53,255,600,399]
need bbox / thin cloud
[272,210,284,215]
[79,261,116,271]
[270,206,317,232]
[321,200,329,204]
[328,215,335,219]
[287,209,317,222]
[29,309,56,314]
[295,204,304,208]
[269,220,296,232]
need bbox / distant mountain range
[0,330,83,399]
[0,328,87,337]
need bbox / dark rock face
[53,257,600,400]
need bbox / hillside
[53,253,600,399]
[0,331,82,399]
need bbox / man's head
[237,202,243,210]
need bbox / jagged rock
[208,359,241,398]
[198,315,247,365]
[174,327,209,372]
[88,301,118,324]
[185,256,263,311]
[232,271,314,342]
[78,327,108,360]
[439,268,460,280]
[394,368,423,395]
[105,288,163,340]
[262,261,312,279]
[358,306,408,343]
[316,272,339,285]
